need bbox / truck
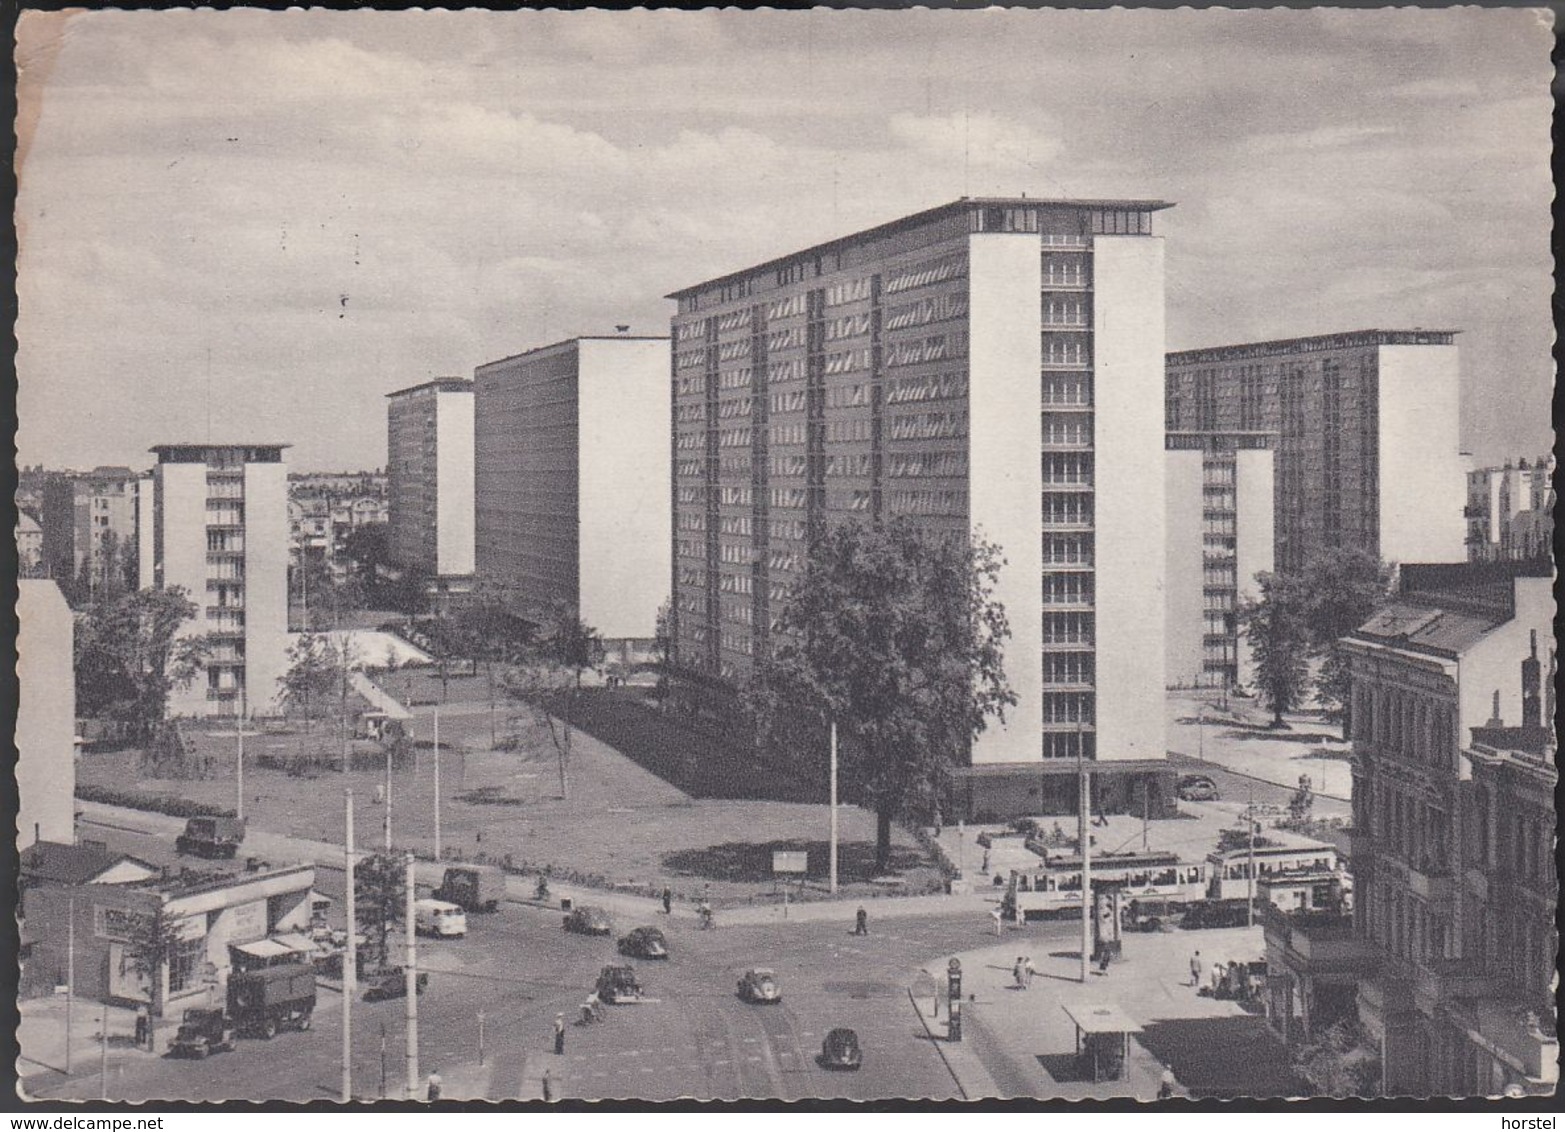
[433,864,505,913]
[227,962,316,1039]
[175,816,246,859]
[168,1007,236,1058]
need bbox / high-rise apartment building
[146,444,290,718]
[40,465,141,597]
[667,198,1171,817]
[1465,454,1554,564]
[1166,330,1466,575]
[16,578,76,848]
[1165,431,1274,689]
[474,336,671,646]
[386,380,475,590]
[1342,561,1556,1095]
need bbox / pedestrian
[134,1004,151,1050]
[1097,946,1112,975]
[991,907,1004,937]
[1188,950,1202,988]
[1158,1068,1177,1100]
[1211,961,1225,995]
[1013,957,1026,989]
[1024,956,1036,988]
[661,886,672,915]
[426,1072,442,1102]
[1227,961,1243,1000]
[541,1070,554,1103]
[981,848,991,875]
[854,907,868,936]
[554,1013,566,1055]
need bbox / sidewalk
[17,996,180,1098]
[906,925,1292,1099]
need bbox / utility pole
[100,1000,108,1100]
[343,790,356,1103]
[404,851,420,1100]
[433,707,442,862]
[828,720,839,895]
[236,690,246,821]
[1077,725,1092,985]
[384,734,393,852]
[66,894,74,1074]
[1246,781,1257,929]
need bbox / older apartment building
[1465,454,1554,565]
[668,198,1171,817]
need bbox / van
[414,899,467,938]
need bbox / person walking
[991,906,1004,937]
[541,1070,554,1103]
[661,887,672,915]
[981,848,991,875]
[1188,950,1202,988]
[1024,956,1036,988]
[554,1013,566,1055]
[426,1072,442,1102]
[1210,960,1225,996]
[1013,957,1027,989]
[854,907,868,936]
[1158,1067,1177,1100]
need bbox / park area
[75,666,941,908]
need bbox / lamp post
[342,790,356,1103]
[404,852,420,1100]
[828,721,839,895]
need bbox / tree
[1239,572,1311,729]
[1296,549,1394,737]
[340,522,392,581]
[1293,1018,1381,1097]
[449,586,535,747]
[354,853,406,968]
[651,599,672,710]
[498,604,602,799]
[746,519,1014,873]
[124,904,188,1014]
[279,632,340,728]
[74,586,210,735]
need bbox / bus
[1007,851,1208,920]
[1205,839,1339,901]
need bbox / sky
[15,7,1556,472]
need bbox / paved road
[30,830,1050,1103]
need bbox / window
[168,933,205,994]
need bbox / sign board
[771,851,808,876]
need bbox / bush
[75,783,233,819]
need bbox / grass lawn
[79,691,935,907]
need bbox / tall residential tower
[386,379,476,603]
[667,198,1172,817]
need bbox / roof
[1349,600,1502,657]
[385,377,474,399]
[475,334,670,373]
[20,842,157,886]
[667,196,1175,300]
[1167,329,1459,366]
[1061,1003,1143,1035]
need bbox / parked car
[414,898,468,938]
[363,967,429,1002]
[820,1027,863,1070]
[737,968,782,1004]
[594,965,645,1004]
[175,816,246,859]
[564,905,613,936]
[433,865,505,913]
[617,927,669,959]
[1177,775,1221,802]
[168,1008,236,1058]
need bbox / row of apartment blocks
[384,197,1493,813]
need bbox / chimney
[1486,690,1505,729]
[1521,630,1542,729]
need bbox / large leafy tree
[74,586,209,735]
[747,520,1014,873]
[354,853,407,968]
[498,604,602,799]
[340,522,392,580]
[1296,549,1394,736]
[449,585,536,746]
[1239,572,1311,729]
[279,632,341,728]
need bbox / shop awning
[233,938,296,961]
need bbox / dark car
[563,905,613,937]
[820,1027,862,1070]
[1177,775,1221,802]
[363,967,429,1002]
[168,1008,236,1058]
[737,968,782,1004]
[595,965,645,1004]
[617,927,669,960]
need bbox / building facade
[16,579,76,849]
[16,509,44,574]
[474,336,671,644]
[1166,330,1466,575]
[386,380,475,585]
[1165,431,1275,689]
[146,444,291,718]
[1342,561,1556,1096]
[1465,454,1554,564]
[667,198,1171,817]
[40,466,141,598]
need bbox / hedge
[75,783,234,819]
